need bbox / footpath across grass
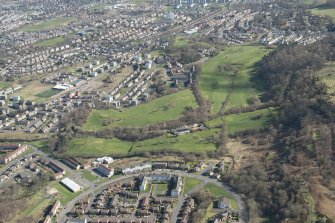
[207,107,278,134]
[199,46,270,114]
[67,128,219,157]
[84,90,198,130]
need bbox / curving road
[57,170,248,223]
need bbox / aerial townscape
[1,0,335,222]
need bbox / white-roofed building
[96,156,114,164]
[122,163,152,175]
[60,177,82,192]
[96,164,114,178]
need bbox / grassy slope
[67,128,219,157]
[199,46,270,114]
[207,107,278,134]
[19,17,76,32]
[315,62,335,101]
[84,90,198,130]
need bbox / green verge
[81,170,98,182]
[199,46,271,114]
[207,107,278,134]
[84,89,198,130]
[204,183,238,210]
[184,177,203,194]
[53,182,82,205]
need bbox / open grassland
[68,129,219,157]
[68,137,132,157]
[207,107,278,134]
[0,81,13,89]
[199,46,270,114]
[19,17,76,32]
[16,81,54,102]
[174,36,190,47]
[84,90,198,130]
[204,183,238,210]
[311,7,335,19]
[315,62,335,101]
[184,177,203,194]
[301,0,327,5]
[35,36,67,47]
[36,89,61,98]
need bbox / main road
[57,170,248,223]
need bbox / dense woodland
[226,35,335,222]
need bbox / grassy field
[0,81,12,89]
[131,129,219,153]
[184,177,203,194]
[67,137,132,157]
[199,46,270,114]
[315,62,335,101]
[311,7,335,19]
[204,183,238,210]
[68,128,219,157]
[53,182,82,205]
[207,107,278,134]
[174,36,190,47]
[16,81,54,102]
[36,89,61,98]
[35,36,67,47]
[84,90,198,130]
[19,17,76,32]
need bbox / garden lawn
[84,89,198,130]
[207,107,278,134]
[204,183,238,210]
[199,46,270,114]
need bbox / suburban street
[57,170,248,223]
